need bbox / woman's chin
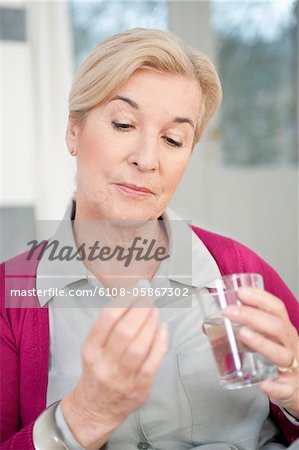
[97,204,158,224]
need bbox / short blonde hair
[69,28,222,144]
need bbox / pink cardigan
[1,226,298,449]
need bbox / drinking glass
[198,273,278,389]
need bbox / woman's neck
[72,217,169,289]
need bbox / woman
[1,28,298,450]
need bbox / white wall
[173,157,298,296]
[1,41,35,205]
[27,1,75,220]
[1,1,75,219]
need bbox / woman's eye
[165,136,183,148]
[112,121,134,131]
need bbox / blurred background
[1,0,298,295]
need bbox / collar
[36,200,221,306]
[162,208,221,288]
[36,199,88,306]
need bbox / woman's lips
[115,183,154,197]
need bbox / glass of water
[198,273,278,389]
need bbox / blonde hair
[69,28,222,144]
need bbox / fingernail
[239,326,255,339]
[224,306,240,317]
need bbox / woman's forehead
[108,69,202,118]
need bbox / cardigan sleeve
[0,257,37,449]
[231,239,299,445]
[0,304,35,449]
[0,423,35,450]
[0,308,18,443]
[231,239,299,330]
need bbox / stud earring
[69,147,77,156]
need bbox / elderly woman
[1,28,298,450]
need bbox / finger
[224,305,296,346]
[105,302,158,360]
[136,323,169,387]
[259,377,297,406]
[237,326,295,368]
[237,287,290,320]
[86,294,143,349]
[119,308,160,373]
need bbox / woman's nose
[127,135,159,172]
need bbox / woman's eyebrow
[109,95,195,129]
[173,116,195,129]
[109,95,139,109]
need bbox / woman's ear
[65,117,80,151]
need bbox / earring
[69,147,77,156]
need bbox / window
[212,0,298,165]
[68,0,168,68]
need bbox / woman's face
[66,69,202,222]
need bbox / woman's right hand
[61,295,168,450]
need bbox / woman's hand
[224,287,299,418]
[61,295,168,450]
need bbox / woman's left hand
[224,287,299,418]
